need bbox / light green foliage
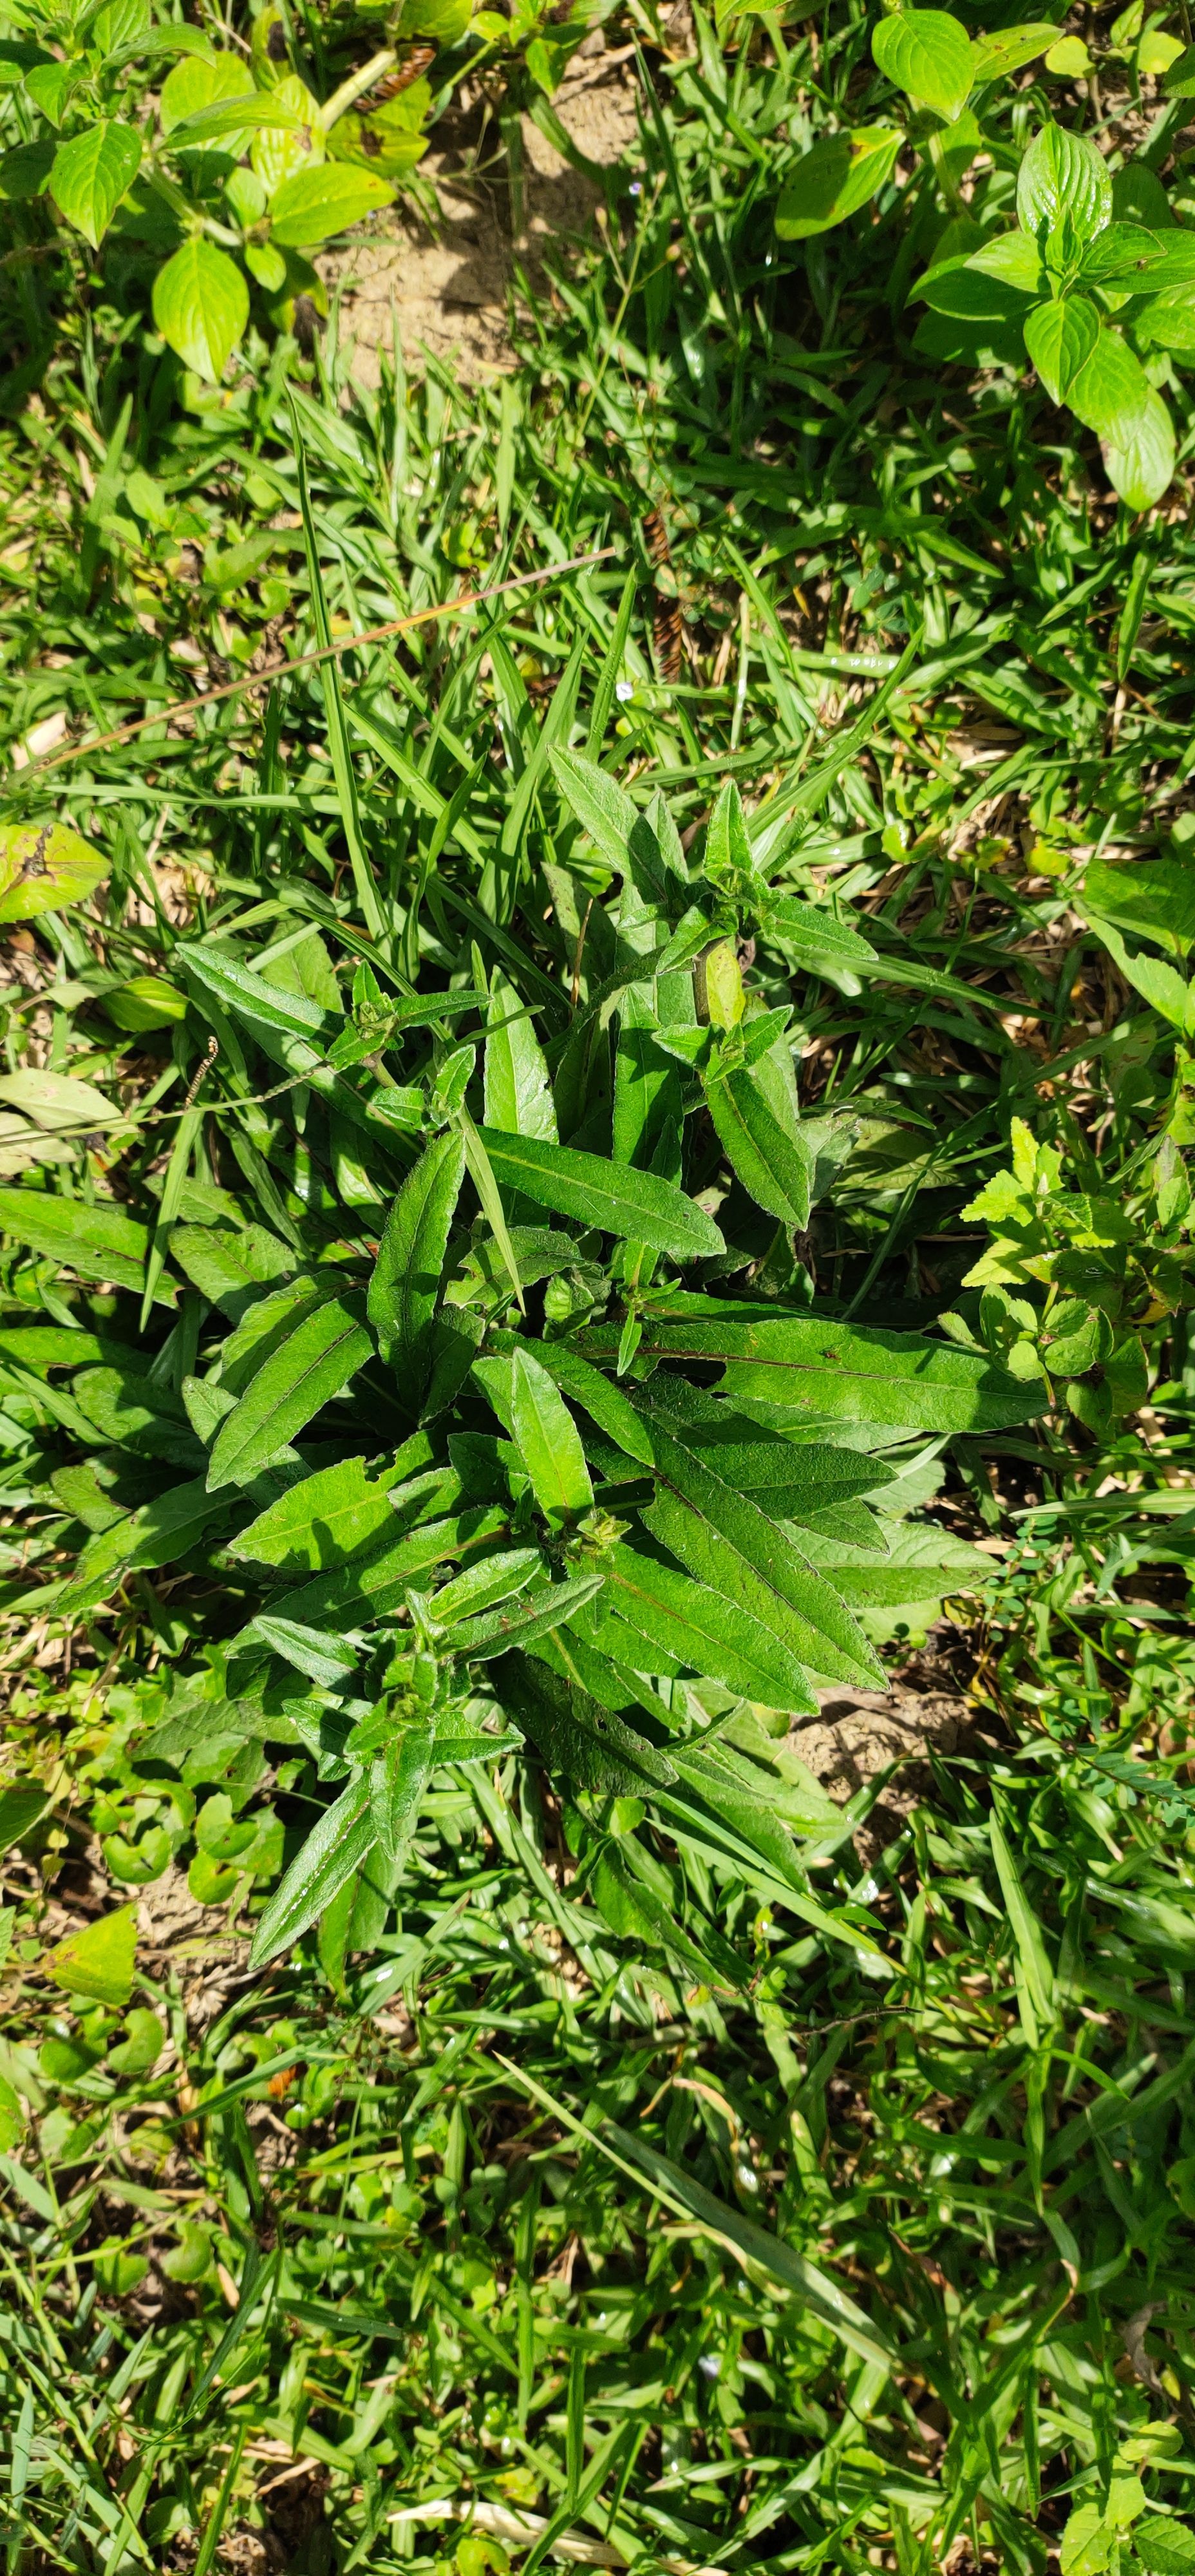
[1,28,1195,2570]
[776,6,1189,509]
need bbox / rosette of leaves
[913,122,1183,509]
[0,0,449,386]
[0,761,1039,1985]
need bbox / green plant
[0,0,466,382]
[775,5,1194,507]
[0,736,1040,1982]
[1060,2467,1195,2575]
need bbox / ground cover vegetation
[3,0,1195,2569]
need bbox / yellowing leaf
[46,1904,137,2007]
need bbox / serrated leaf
[596,1539,817,1710]
[509,1346,593,1528]
[249,1777,375,1967]
[704,1059,812,1230]
[496,1651,678,1792]
[872,10,975,118]
[207,1291,373,1490]
[152,239,249,384]
[775,126,903,240]
[476,1125,724,1261]
[635,1399,885,1689]
[49,118,139,245]
[1024,293,1100,402]
[575,1295,1039,1433]
[368,1131,465,1399]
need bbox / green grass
[3,14,1195,2573]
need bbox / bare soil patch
[320,46,641,387]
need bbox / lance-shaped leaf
[449,1569,607,1662]
[763,898,880,972]
[496,1651,678,1792]
[666,1741,828,1900]
[231,1455,406,1572]
[476,1125,724,1261]
[574,1294,1040,1433]
[368,1131,465,1397]
[595,1539,818,1711]
[775,126,903,240]
[605,2121,896,2369]
[590,1844,749,1994]
[249,1776,375,1967]
[433,1548,541,1627]
[208,1290,373,1490]
[635,1402,886,1689]
[509,1346,593,1529]
[370,1714,433,1864]
[272,1503,508,1632]
[55,1476,229,1613]
[0,1188,147,1293]
[703,1058,813,1230]
[248,1616,359,1690]
[527,1338,657,1468]
[638,1372,893,1517]
[484,968,557,1142]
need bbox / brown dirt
[319,43,642,388]
[791,1636,999,1850]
